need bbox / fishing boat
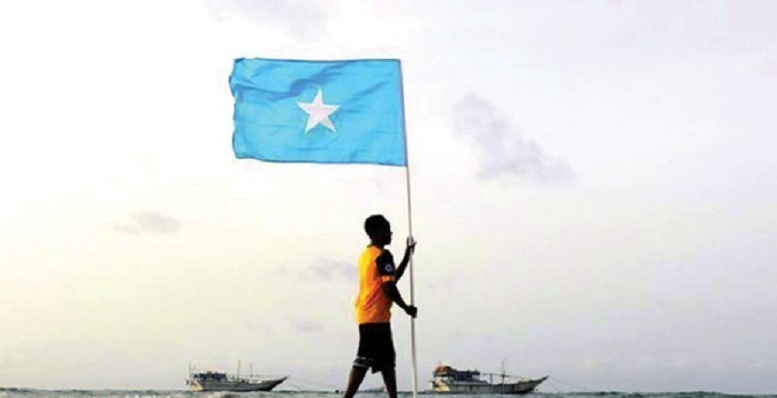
[186,363,287,392]
[430,364,548,394]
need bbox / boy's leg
[343,365,368,398]
[380,367,398,398]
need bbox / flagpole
[404,163,418,398]
[397,60,418,398]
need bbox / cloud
[454,93,573,182]
[613,1,777,54]
[291,319,323,333]
[114,211,181,235]
[301,258,353,281]
[201,0,325,40]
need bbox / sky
[1,0,777,394]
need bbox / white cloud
[115,211,182,234]
[453,93,573,182]
[200,0,326,41]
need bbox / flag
[229,58,407,166]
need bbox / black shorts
[353,323,395,373]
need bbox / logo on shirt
[384,263,394,273]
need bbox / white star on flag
[297,87,340,133]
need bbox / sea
[1,391,776,398]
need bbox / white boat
[186,364,287,392]
[430,364,548,394]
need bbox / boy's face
[375,224,393,246]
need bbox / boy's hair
[364,214,390,238]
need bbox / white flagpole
[397,60,418,398]
[404,164,418,398]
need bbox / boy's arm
[383,282,417,318]
[376,248,417,318]
[395,236,416,282]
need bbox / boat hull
[432,376,548,394]
[188,376,287,392]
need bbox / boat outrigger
[430,364,548,394]
[186,363,287,392]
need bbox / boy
[342,214,417,398]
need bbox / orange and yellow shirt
[354,246,397,324]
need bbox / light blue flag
[230,58,407,166]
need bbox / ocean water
[1,391,776,398]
